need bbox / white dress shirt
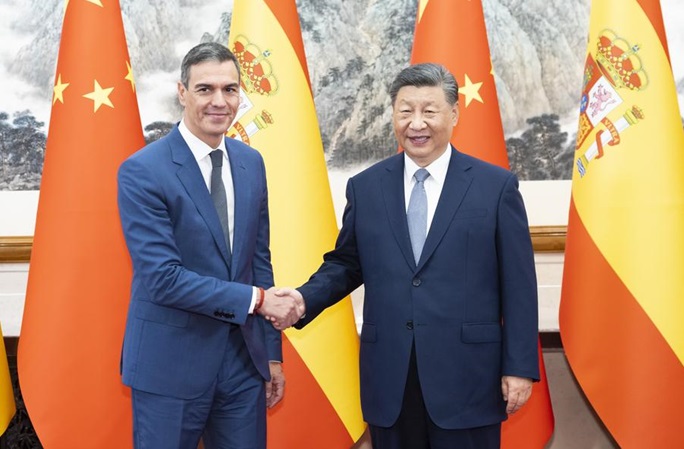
[403,145,452,236]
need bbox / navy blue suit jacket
[117,126,280,400]
[297,147,539,429]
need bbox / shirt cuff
[248,287,257,313]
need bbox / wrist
[254,287,265,313]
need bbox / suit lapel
[170,128,232,271]
[417,148,473,271]
[226,139,249,280]
[381,155,416,270]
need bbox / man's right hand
[256,287,304,330]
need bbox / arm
[118,156,253,322]
[496,173,540,410]
[294,178,364,328]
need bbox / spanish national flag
[227,1,366,447]
[559,1,684,447]
[17,0,144,447]
[410,1,554,448]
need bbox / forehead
[394,85,449,106]
[187,60,239,85]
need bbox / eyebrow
[193,82,239,89]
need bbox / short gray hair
[389,63,459,106]
[180,42,240,87]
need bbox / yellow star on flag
[83,80,114,112]
[86,0,104,6]
[460,74,483,107]
[125,61,136,91]
[53,74,70,105]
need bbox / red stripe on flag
[560,200,684,448]
[262,0,311,89]
[636,0,670,59]
[267,334,354,448]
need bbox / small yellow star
[86,0,104,6]
[83,80,114,112]
[460,74,484,107]
[125,61,136,91]
[53,74,70,105]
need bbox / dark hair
[180,42,240,87]
[389,63,459,106]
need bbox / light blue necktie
[210,149,231,256]
[407,168,430,264]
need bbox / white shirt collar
[404,144,452,186]
[178,119,227,163]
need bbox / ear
[451,102,460,127]
[177,81,187,107]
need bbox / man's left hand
[501,375,533,414]
[266,361,285,408]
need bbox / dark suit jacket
[117,126,280,400]
[297,147,539,429]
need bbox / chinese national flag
[559,1,684,447]
[227,1,366,447]
[17,0,144,447]
[410,1,554,448]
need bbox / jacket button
[406,321,414,330]
[412,278,421,287]
[227,312,235,319]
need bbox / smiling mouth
[409,136,429,144]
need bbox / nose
[409,113,426,130]
[210,90,227,107]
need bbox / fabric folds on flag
[559,1,684,448]
[227,1,366,447]
[0,323,15,436]
[17,1,145,447]
[410,1,554,447]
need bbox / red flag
[227,1,366,447]
[17,0,144,447]
[410,1,554,447]
[559,1,684,447]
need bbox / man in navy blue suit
[279,63,539,449]
[118,42,302,449]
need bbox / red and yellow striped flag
[227,1,366,447]
[411,1,554,447]
[559,1,684,447]
[17,0,144,447]
[1,323,15,436]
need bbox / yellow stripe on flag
[228,0,365,442]
[0,323,16,435]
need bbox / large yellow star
[125,61,136,91]
[53,74,70,105]
[83,80,114,112]
[66,0,103,11]
[460,74,484,107]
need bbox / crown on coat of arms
[232,35,279,96]
[595,29,648,91]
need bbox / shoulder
[351,152,403,183]
[454,149,515,184]
[226,137,264,161]
[124,127,178,165]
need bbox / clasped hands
[255,287,305,330]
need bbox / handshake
[255,287,305,330]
